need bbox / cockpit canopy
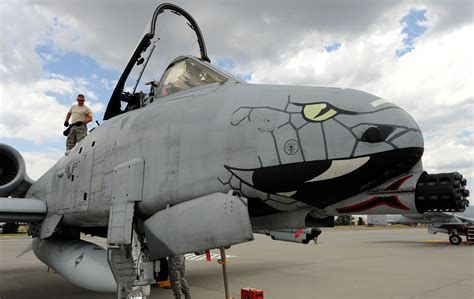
[156,57,227,98]
[103,3,225,121]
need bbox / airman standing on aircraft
[64,94,92,151]
[168,255,191,299]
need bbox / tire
[449,234,462,245]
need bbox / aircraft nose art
[225,147,422,209]
[226,91,424,209]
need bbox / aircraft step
[108,247,136,298]
[467,225,474,245]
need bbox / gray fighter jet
[368,206,474,245]
[0,3,470,298]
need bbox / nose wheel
[449,234,462,245]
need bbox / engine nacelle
[0,143,30,197]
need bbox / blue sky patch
[396,8,428,57]
[36,44,120,121]
[325,42,341,52]
[1,136,64,153]
[423,134,438,142]
[36,44,119,80]
[456,130,472,139]
[216,58,235,70]
[216,57,252,81]
[238,73,252,81]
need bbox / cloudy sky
[0,0,473,183]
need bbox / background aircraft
[0,3,470,299]
[368,206,474,245]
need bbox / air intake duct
[415,172,469,213]
[0,143,30,197]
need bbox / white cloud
[242,7,473,182]
[0,73,105,143]
[0,2,95,145]
[1,0,472,186]
[72,77,98,100]
[423,135,474,182]
[22,150,63,180]
[0,3,53,83]
[0,82,68,143]
[35,78,74,94]
[88,102,105,113]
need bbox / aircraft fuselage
[26,80,425,226]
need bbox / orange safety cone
[156,277,172,289]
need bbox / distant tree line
[1,222,20,234]
[335,216,366,226]
[335,215,352,226]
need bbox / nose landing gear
[449,234,462,245]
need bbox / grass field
[0,233,29,238]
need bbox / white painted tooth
[306,156,370,183]
[276,191,297,197]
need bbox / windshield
[157,58,227,98]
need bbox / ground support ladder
[467,224,474,245]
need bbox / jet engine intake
[415,172,469,213]
[0,143,32,197]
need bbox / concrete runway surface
[1,228,473,299]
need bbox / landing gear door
[55,169,66,213]
[73,150,93,212]
[107,158,145,245]
[56,160,79,213]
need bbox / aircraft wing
[0,197,46,223]
[453,214,474,224]
[412,212,463,224]
[368,213,462,226]
[453,206,474,224]
[425,210,474,225]
[367,215,389,226]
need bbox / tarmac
[0,228,473,299]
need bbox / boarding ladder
[108,247,136,298]
[467,224,474,245]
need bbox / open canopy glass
[104,3,212,120]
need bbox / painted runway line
[184,253,238,261]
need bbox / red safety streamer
[295,228,303,238]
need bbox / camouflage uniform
[66,124,87,150]
[168,255,191,299]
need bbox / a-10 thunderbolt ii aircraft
[0,3,470,298]
[368,206,474,245]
